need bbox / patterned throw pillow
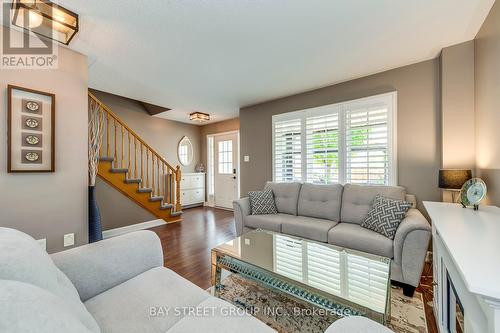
[248,190,278,215]
[361,194,412,239]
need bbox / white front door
[214,132,238,209]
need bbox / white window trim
[272,91,397,186]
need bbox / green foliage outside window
[311,128,369,183]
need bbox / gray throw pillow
[248,189,278,215]
[361,194,412,239]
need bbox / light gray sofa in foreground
[0,227,274,333]
[233,182,431,296]
[325,316,393,333]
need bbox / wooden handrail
[89,92,182,211]
[89,92,177,173]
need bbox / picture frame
[7,85,55,173]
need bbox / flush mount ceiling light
[11,0,79,45]
[189,112,210,123]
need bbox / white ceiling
[61,0,494,125]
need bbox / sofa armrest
[233,197,251,236]
[393,208,431,287]
[51,230,163,302]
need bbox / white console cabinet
[180,173,205,207]
[424,201,500,333]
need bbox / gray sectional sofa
[233,182,432,296]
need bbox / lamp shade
[438,169,472,189]
[12,0,79,45]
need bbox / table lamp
[438,169,472,203]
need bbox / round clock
[460,178,487,210]
[26,101,40,112]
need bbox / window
[207,136,214,195]
[272,92,396,185]
[306,112,340,184]
[345,103,389,185]
[273,119,302,182]
[218,140,233,174]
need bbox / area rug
[214,274,427,333]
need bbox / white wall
[0,27,88,253]
[440,41,475,170]
[440,41,476,202]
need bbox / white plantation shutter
[306,242,341,295]
[345,103,390,185]
[272,236,390,313]
[275,235,303,281]
[272,92,395,185]
[346,254,390,313]
[273,118,302,182]
[305,112,340,184]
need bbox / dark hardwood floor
[149,206,437,333]
[149,207,236,289]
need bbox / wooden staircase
[89,92,182,223]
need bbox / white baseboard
[214,206,234,212]
[102,219,165,239]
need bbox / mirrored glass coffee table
[211,229,391,324]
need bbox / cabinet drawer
[191,189,205,203]
[181,190,190,203]
[192,175,205,189]
[180,174,205,190]
[180,177,192,190]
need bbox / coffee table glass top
[212,229,391,316]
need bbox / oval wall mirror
[178,136,193,166]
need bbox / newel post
[175,165,182,211]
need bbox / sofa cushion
[167,297,275,333]
[244,213,291,232]
[281,216,338,242]
[264,182,302,215]
[325,316,393,333]
[328,223,394,258]
[341,184,406,224]
[248,189,278,215]
[297,183,343,222]
[85,267,211,333]
[0,228,100,333]
[0,280,95,333]
[361,195,412,239]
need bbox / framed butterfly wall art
[7,85,55,172]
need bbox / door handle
[232,176,237,180]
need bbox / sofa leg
[402,284,416,297]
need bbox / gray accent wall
[90,90,202,230]
[239,59,442,212]
[0,27,88,253]
[96,178,156,230]
[475,0,500,206]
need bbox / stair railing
[89,92,182,212]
